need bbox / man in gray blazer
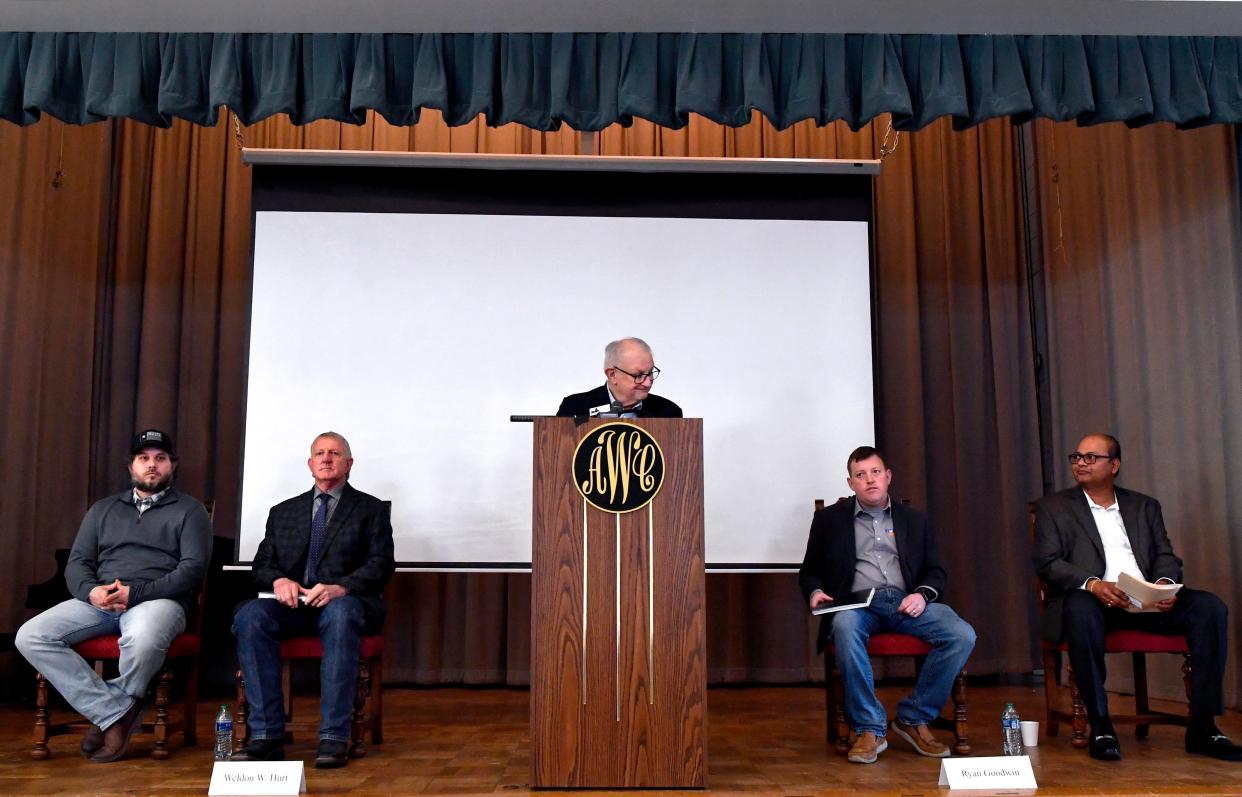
[1033,433,1239,761]
[232,431,394,768]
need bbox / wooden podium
[530,417,706,788]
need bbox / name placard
[938,755,1037,791]
[209,761,306,795]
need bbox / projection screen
[239,151,878,570]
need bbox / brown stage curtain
[0,119,113,663]
[2,108,1041,690]
[1032,120,1242,707]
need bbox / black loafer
[232,737,286,761]
[1088,733,1121,761]
[314,739,349,769]
[1187,731,1242,761]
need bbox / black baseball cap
[130,429,176,459]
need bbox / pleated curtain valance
[1,32,1240,131]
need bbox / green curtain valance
[1,32,1239,130]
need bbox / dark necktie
[306,493,330,585]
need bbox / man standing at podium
[232,431,394,768]
[557,337,682,418]
[799,446,975,764]
[16,429,212,763]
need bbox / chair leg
[1067,666,1088,748]
[184,657,199,747]
[823,652,836,745]
[1181,653,1193,725]
[832,659,850,755]
[1042,649,1060,738]
[281,660,294,744]
[349,658,370,759]
[152,666,173,759]
[951,669,971,755]
[1133,653,1150,738]
[235,668,251,750]
[282,660,293,722]
[32,672,50,760]
[370,656,384,744]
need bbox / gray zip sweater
[65,488,213,615]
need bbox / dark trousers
[232,596,368,742]
[1061,587,1228,724]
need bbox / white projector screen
[238,155,877,568]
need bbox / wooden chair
[1029,502,1191,748]
[31,500,214,760]
[235,634,384,758]
[814,498,971,755]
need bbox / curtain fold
[0,107,1046,688]
[1032,119,1242,707]
[3,32,1241,131]
[3,108,1237,696]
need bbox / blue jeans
[232,596,366,743]
[831,588,976,736]
[15,597,186,729]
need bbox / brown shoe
[90,700,144,763]
[80,725,104,757]
[890,719,950,757]
[847,731,888,764]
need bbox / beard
[132,472,174,495]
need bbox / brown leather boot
[80,725,104,757]
[90,701,144,763]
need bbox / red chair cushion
[1045,630,1189,654]
[828,633,933,657]
[279,635,384,659]
[1103,630,1189,653]
[73,633,200,659]
[865,633,933,656]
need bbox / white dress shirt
[1084,491,1145,583]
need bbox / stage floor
[0,684,1238,795]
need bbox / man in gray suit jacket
[233,432,394,768]
[1033,433,1239,761]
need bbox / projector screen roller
[239,154,877,569]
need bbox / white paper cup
[1020,720,1039,747]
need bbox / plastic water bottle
[1002,702,1022,755]
[214,704,233,760]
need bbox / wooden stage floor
[0,684,1238,796]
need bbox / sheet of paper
[1117,572,1182,612]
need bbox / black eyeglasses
[1068,452,1115,465]
[611,365,661,384]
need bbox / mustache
[133,473,175,490]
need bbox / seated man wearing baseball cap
[16,429,213,762]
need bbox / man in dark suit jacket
[557,337,682,418]
[1033,433,1239,761]
[799,446,975,764]
[232,431,395,768]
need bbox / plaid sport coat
[251,482,395,627]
